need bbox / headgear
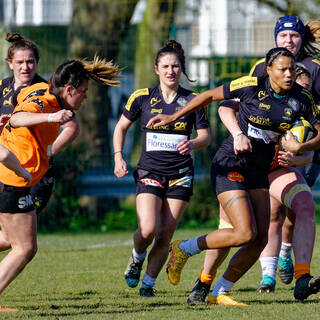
[274,15,305,42]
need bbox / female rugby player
[113,40,210,297]
[0,56,120,312]
[147,47,320,305]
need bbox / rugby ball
[286,119,315,143]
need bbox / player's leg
[124,192,162,288]
[139,197,187,297]
[187,205,231,304]
[208,188,269,306]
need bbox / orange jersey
[0,83,62,187]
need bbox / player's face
[296,74,312,91]
[65,80,88,110]
[276,30,302,58]
[8,49,38,88]
[267,55,296,95]
[155,53,181,89]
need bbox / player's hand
[277,150,295,167]
[280,131,301,154]
[49,110,74,124]
[146,114,175,129]
[233,134,252,155]
[114,156,129,178]
[177,140,193,155]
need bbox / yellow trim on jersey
[283,184,311,209]
[230,76,258,92]
[0,79,2,86]
[312,58,320,66]
[125,88,149,111]
[249,58,265,76]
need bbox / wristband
[232,131,243,138]
[47,113,55,123]
[113,151,122,155]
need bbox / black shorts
[30,163,55,214]
[296,163,320,188]
[0,185,35,213]
[211,151,269,196]
[134,168,194,202]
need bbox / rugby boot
[139,287,155,297]
[124,254,144,288]
[166,240,189,285]
[294,274,320,301]
[257,275,276,293]
[278,256,294,284]
[187,279,210,304]
[207,294,247,306]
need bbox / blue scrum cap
[274,15,305,41]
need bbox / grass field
[1,228,320,319]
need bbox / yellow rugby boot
[207,294,247,306]
[166,240,189,285]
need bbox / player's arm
[0,144,32,184]
[218,100,252,154]
[50,117,80,156]
[113,114,132,178]
[10,109,74,128]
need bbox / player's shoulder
[125,88,150,111]
[0,76,14,88]
[229,75,259,92]
[249,58,265,76]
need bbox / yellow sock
[199,268,216,285]
[294,263,310,281]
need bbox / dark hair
[264,47,295,72]
[49,56,120,94]
[155,40,193,82]
[6,32,40,62]
[295,62,311,79]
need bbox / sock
[132,248,146,262]
[199,268,216,285]
[178,238,201,256]
[294,263,310,281]
[211,276,234,297]
[279,242,292,259]
[259,257,278,279]
[141,273,157,289]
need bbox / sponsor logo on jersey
[18,194,34,209]
[248,123,280,143]
[230,76,257,92]
[3,87,12,98]
[287,98,299,111]
[283,107,293,121]
[279,122,291,131]
[146,132,187,152]
[259,102,271,110]
[174,121,187,131]
[28,98,44,112]
[258,90,269,101]
[151,108,163,114]
[249,115,272,126]
[140,178,164,188]
[177,97,188,107]
[150,97,161,107]
[227,172,244,182]
[125,88,149,111]
[3,99,11,106]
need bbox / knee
[232,227,256,246]
[138,227,156,242]
[20,242,38,262]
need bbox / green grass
[1,228,320,319]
